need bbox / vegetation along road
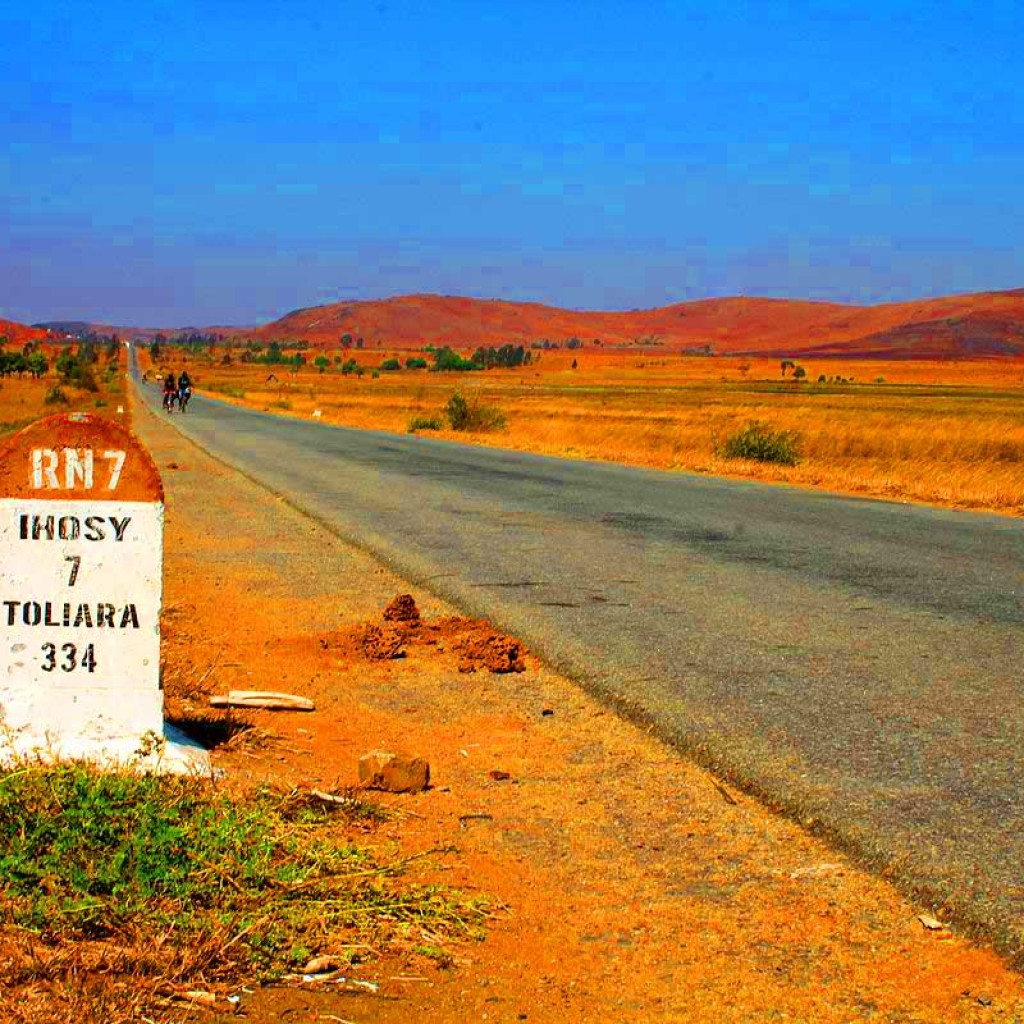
[133,368,1024,963]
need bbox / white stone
[0,498,170,766]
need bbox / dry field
[146,346,1024,516]
[0,342,127,437]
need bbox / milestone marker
[0,413,195,767]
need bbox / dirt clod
[360,624,406,660]
[383,593,421,622]
[329,613,528,674]
[454,631,525,674]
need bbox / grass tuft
[445,391,506,432]
[408,414,443,432]
[721,420,801,465]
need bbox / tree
[27,352,49,378]
[314,355,331,373]
[780,359,795,377]
[793,365,807,381]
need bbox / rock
[359,750,430,793]
[917,913,947,931]
[383,593,421,622]
[488,770,513,781]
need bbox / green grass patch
[408,414,443,432]
[0,765,487,1016]
[720,420,801,465]
[445,391,506,432]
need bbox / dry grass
[0,343,127,437]
[159,347,1024,515]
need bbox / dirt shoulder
[134,398,1024,1023]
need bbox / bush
[445,391,506,432]
[408,415,443,432]
[433,347,480,372]
[405,356,428,369]
[721,421,800,465]
[380,357,401,371]
[44,386,69,405]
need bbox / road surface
[134,367,1024,961]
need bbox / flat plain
[144,346,1024,516]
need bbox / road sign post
[0,412,201,768]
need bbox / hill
[256,289,1024,359]
[35,321,252,343]
[0,317,48,346]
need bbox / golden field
[145,346,1024,516]
[0,343,127,437]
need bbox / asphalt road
[135,369,1024,959]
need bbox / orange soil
[257,289,1024,358]
[129,399,1024,1024]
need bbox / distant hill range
[255,288,1024,359]
[0,317,48,346]
[13,287,1024,359]
[33,321,251,343]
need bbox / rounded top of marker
[0,413,163,502]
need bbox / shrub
[408,415,443,432]
[380,357,401,371]
[721,421,800,465]
[405,356,428,369]
[44,386,69,405]
[432,347,480,372]
[445,391,506,432]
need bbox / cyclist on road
[162,371,177,412]
[177,369,193,412]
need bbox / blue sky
[2,0,1022,324]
